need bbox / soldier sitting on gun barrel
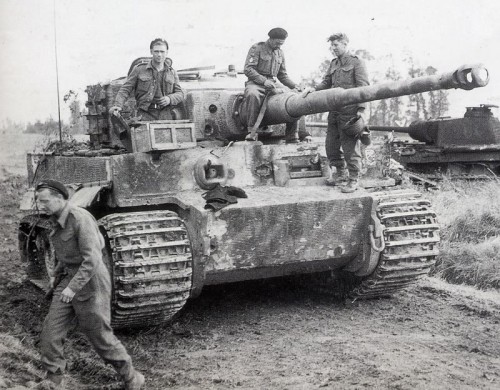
[242,27,310,142]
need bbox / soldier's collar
[146,60,171,71]
[265,40,277,52]
[54,202,71,229]
[335,51,351,64]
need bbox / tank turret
[87,64,488,149]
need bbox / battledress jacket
[244,41,297,89]
[315,52,369,111]
[49,203,110,300]
[114,60,185,111]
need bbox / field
[0,132,499,389]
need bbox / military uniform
[315,52,369,178]
[243,41,300,141]
[115,59,185,120]
[40,203,139,384]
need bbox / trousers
[325,110,362,178]
[40,276,135,381]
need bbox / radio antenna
[53,0,62,145]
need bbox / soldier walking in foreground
[313,32,371,192]
[35,180,144,389]
[243,27,309,142]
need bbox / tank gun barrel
[263,64,489,125]
[368,126,411,133]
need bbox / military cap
[268,27,288,40]
[35,179,69,199]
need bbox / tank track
[99,211,193,328]
[349,189,440,299]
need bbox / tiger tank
[18,61,488,328]
[372,104,500,179]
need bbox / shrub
[426,180,500,290]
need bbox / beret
[268,27,288,40]
[35,179,69,199]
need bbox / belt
[148,103,163,110]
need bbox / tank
[18,62,488,328]
[371,104,500,179]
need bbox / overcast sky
[1,0,499,124]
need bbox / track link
[350,189,440,299]
[99,211,193,328]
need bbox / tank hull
[19,141,440,327]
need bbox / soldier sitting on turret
[242,27,310,143]
[109,38,185,121]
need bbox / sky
[1,0,500,124]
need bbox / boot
[245,132,258,141]
[125,371,145,390]
[341,178,359,193]
[326,166,348,186]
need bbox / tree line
[1,90,88,136]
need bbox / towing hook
[369,225,385,252]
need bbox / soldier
[243,27,309,142]
[110,38,185,121]
[312,32,371,192]
[35,180,144,390]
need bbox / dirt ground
[1,177,499,390]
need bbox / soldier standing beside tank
[243,27,308,142]
[312,33,371,192]
[110,38,185,121]
[35,180,144,390]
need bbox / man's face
[330,40,347,57]
[36,189,66,216]
[150,43,168,65]
[269,38,286,50]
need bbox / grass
[425,179,500,290]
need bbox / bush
[431,238,500,289]
[426,180,500,290]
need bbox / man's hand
[158,96,171,108]
[109,106,122,117]
[301,87,315,98]
[263,79,276,91]
[60,287,75,303]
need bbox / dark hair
[327,33,349,44]
[150,38,169,50]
